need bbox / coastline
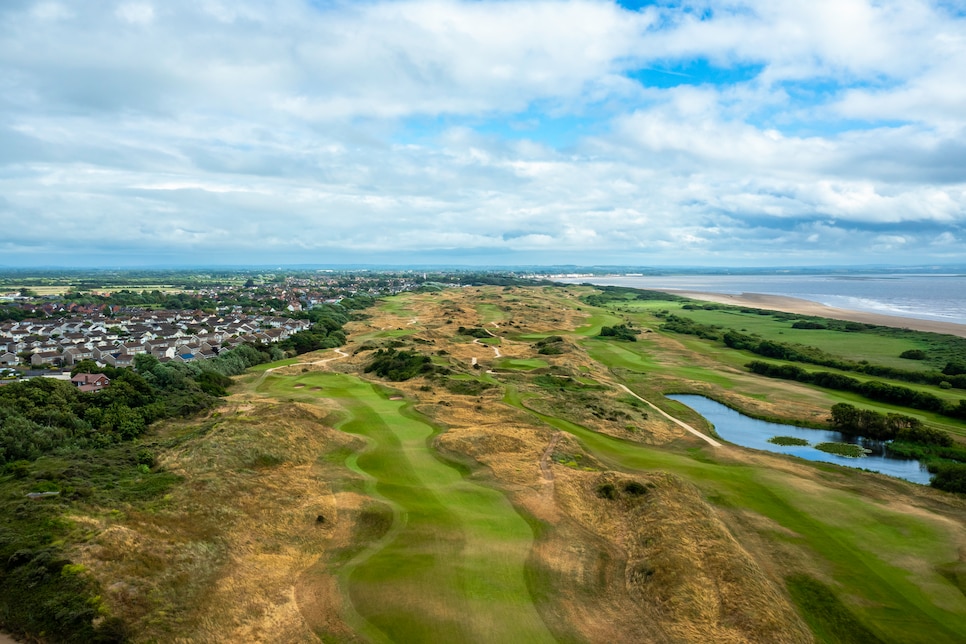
[664,290,966,339]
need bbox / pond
[666,395,932,485]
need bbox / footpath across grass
[502,384,966,644]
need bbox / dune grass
[502,385,966,644]
[260,371,556,643]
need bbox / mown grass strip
[267,372,556,643]
[502,386,966,644]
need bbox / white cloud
[0,0,964,265]
[115,2,155,25]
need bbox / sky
[1,0,965,268]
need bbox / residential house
[30,351,63,367]
[102,353,134,368]
[71,373,111,393]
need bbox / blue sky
[1,0,964,267]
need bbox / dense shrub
[600,324,639,342]
[365,349,434,381]
[900,349,926,360]
[457,326,492,338]
[929,462,966,494]
[666,315,966,391]
[596,483,618,500]
[534,335,567,355]
[749,362,963,420]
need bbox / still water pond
[667,395,932,485]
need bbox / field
[8,284,966,642]
[3,284,184,296]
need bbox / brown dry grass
[341,287,815,642]
[72,401,368,643]
[69,285,914,642]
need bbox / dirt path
[616,385,722,448]
[254,348,350,386]
[472,338,501,359]
[539,432,562,481]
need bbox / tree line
[660,313,966,390]
[829,402,966,493]
[746,360,966,421]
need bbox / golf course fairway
[263,371,555,643]
[503,387,966,644]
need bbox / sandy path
[539,432,562,481]
[255,347,350,385]
[0,634,19,644]
[617,384,722,448]
[472,338,501,360]
[666,290,966,338]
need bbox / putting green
[266,372,555,643]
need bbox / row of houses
[0,310,311,368]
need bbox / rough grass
[503,381,966,644]
[303,372,556,643]
[25,283,966,644]
[785,574,885,644]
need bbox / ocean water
[562,273,966,325]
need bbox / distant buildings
[1,310,310,370]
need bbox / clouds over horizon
[1,0,964,266]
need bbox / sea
[557,272,966,326]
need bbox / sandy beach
[666,290,966,339]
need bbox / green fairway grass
[659,304,946,370]
[261,371,555,643]
[476,302,506,324]
[495,358,549,371]
[502,386,966,644]
[572,308,623,336]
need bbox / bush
[534,335,567,355]
[596,483,618,500]
[457,326,491,339]
[364,349,434,381]
[899,349,926,360]
[599,324,639,342]
[623,481,648,496]
[929,462,966,494]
